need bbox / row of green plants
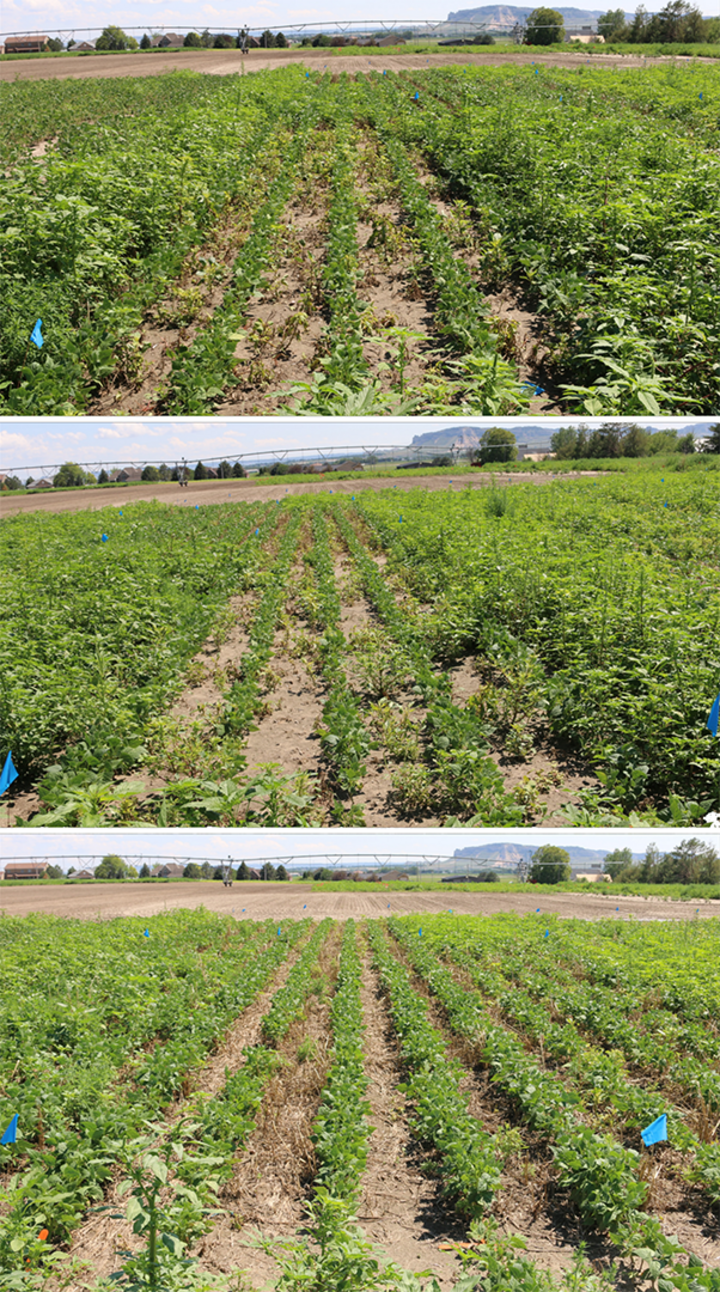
[0,915,308,1278]
[386,917,720,1289]
[307,506,372,803]
[354,473,720,820]
[332,504,526,823]
[420,919,720,1204]
[369,62,720,412]
[0,71,316,413]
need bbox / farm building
[4,35,50,53]
[73,41,97,51]
[3,862,49,880]
[31,478,54,489]
[151,862,185,877]
[153,33,183,47]
[115,468,143,483]
[70,868,96,879]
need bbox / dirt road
[1,469,606,517]
[0,878,715,922]
[0,45,700,85]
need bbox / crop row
[384,918,720,1289]
[0,916,309,1273]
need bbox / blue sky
[0,416,704,477]
[0,826,707,871]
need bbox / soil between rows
[0,881,717,923]
[0,47,707,86]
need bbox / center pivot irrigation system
[1,441,492,483]
[0,853,564,878]
[0,18,524,44]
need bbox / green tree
[276,32,288,47]
[550,426,578,459]
[140,33,151,49]
[47,37,64,51]
[525,7,565,43]
[158,463,172,480]
[638,842,662,882]
[98,468,109,484]
[620,424,650,457]
[647,0,704,40]
[183,862,202,879]
[597,7,627,37]
[194,461,208,480]
[95,854,132,879]
[603,846,633,879]
[218,460,232,478]
[139,863,150,878]
[200,862,214,879]
[53,462,86,487]
[213,33,236,48]
[236,861,251,880]
[184,31,203,46]
[627,5,650,40]
[96,26,131,50]
[473,428,518,465]
[529,845,571,884]
[232,462,247,478]
[261,862,277,881]
[677,432,696,454]
[701,424,720,454]
[46,864,64,879]
[648,429,679,454]
[276,864,290,881]
[142,465,160,481]
[658,838,720,884]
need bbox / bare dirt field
[1,470,605,517]
[0,46,691,86]
[0,878,716,922]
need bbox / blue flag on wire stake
[0,752,19,796]
[30,319,44,349]
[1,1115,18,1145]
[641,1114,667,1147]
[708,694,720,737]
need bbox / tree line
[524,1,718,44]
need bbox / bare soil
[0,46,704,87]
[357,961,466,1289]
[0,881,717,924]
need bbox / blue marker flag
[707,693,720,737]
[544,930,550,937]
[277,927,282,936]
[255,528,260,536]
[101,534,108,543]
[1,1115,19,1145]
[641,1113,667,1147]
[536,907,541,913]
[414,91,419,100]
[30,319,44,349]
[0,751,19,796]
[144,929,150,937]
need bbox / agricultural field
[3,468,720,829]
[1,907,720,1292]
[1,59,719,417]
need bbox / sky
[0,826,710,872]
[0,416,705,477]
